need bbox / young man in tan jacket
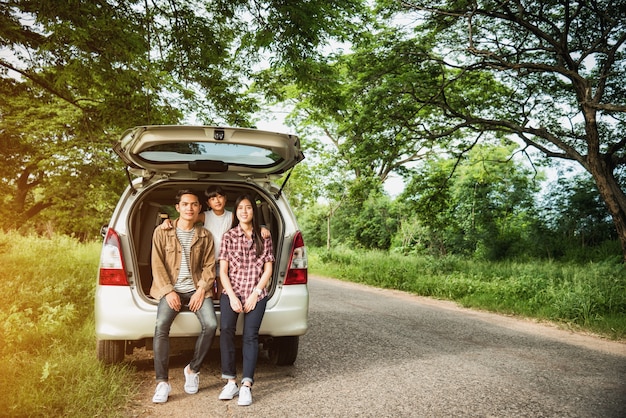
[150,189,217,403]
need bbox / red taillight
[284,231,307,285]
[98,228,130,286]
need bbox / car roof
[114,125,304,179]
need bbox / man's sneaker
[184,365,199,394]
[152,381,171,403]
[218,382,239,400]
[238,385,252,406]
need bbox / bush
[0,232,137,417]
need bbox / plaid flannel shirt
[219,225,274,300]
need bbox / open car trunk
[127,180,282,306]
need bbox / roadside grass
[310,246,626,340]
[0,232,136,417]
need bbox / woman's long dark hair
[231,194,264,256]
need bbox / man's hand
[165,291,181,311]
[188,288,205,312]
[261,226,270,239]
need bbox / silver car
[95,125,308,365]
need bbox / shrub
[0,232,137,417]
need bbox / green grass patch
[310,246,626,340]
[0,232,137,417]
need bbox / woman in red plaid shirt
[217,194,274,406]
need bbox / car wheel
[97,339,125,364]
[268,336,299,366]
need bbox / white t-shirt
[203,209,233,259]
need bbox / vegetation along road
[127,275,626,417]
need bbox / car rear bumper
[95,285,309,341]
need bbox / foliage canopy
[0,0,623,262]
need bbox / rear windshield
[139,142,282,167]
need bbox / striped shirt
[174,227,196,293]
[219,225,274,300]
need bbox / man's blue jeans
[154,291,217,381]
[219,293,267,385]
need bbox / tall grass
[0,232,136,417]
[310,246,626,340]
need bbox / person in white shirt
[203,186,236,261]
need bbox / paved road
[128,275,626,417]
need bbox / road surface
[126,275,626,417]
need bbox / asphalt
[125,275,626,417]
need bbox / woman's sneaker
[218,382,239,400]
[238,385,252,406]
[152,381,171,403]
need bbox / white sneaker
[152,381,171,403]
[218,382,239,400]
[184,365,199,394]
[238,385,252,406]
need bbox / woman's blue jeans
[154,291,217,381]
[219,293,267,385]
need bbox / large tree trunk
[588,152,626,263]
[581,99,626,263]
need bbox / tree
[0,0,366,236]
[261,28,444,186]
[542,172,617,246]
[400,142,542,259]
[376,0,626,260]
[1,0,243,235]
[0,77,127,237]
[258,28,456,250]
[351,192,399,249]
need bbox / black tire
[268,336,299,366]
[97,339,125,364]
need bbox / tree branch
[0,59,86,111]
